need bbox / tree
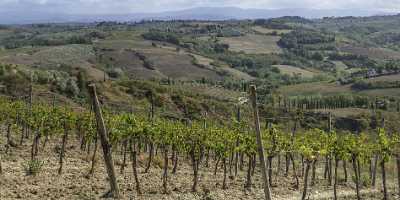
[65,79,80,98]
[312,52,324,61]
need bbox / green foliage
[352,80,400,90]
[254,17,310,29]
[329,53,377,69]
[2,32,93,49]
[216,28,242,37]
[278,28,335,49]
[360,174,372,187]
[142,30,181,45]
[77,70,88,97]
[34,70,52,84]
[213,43,229,53]
[296,129,330,160]
[311,52,324,61]
[23,159,44,176]
[0,95,398,189]
[377,128,393,162]
[0,66,30,95]
[107,68,124,78]
[65,78,80,98]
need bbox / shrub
[0,72,30,95]
[278,28,335,49]
[351,174,372,188]
[312,52,324,61]
[34,70,52,84]
[0,65,5,76]
[23,159,44,176]
[65,78,80,98]
[142,31,180,45]
[360,174,372,187]
[214,43,229,53]
[107,68,124,78]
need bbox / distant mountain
[0,7,396,24]
[147,7,395,20]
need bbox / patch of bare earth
[0,135,397,200]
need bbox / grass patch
[219,34,282,54]
[273,65,316,78]
[23,159,44,176]
[252,26,292,34]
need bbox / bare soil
[0,135,398,200]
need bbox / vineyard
[0,85,399,200]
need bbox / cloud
[0,0,400,14]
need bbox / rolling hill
[0,7,395,24]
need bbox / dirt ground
[0,135,399,200]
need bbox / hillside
[3,15,400,116]
[3,13,400,200]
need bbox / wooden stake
[58,120,69,175]
[0,152,3,174]
[89,84,120,199]
[249,85,272,200]
[129,138,141,195]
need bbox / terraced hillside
[2,14,400,200]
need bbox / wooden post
[249,85,272,200]
[397,155,400,198]
[352,155,361,200]
[0,152,2,174]
[327,113,333,185]
[334,157,338,200]
[149,93,155,121]
[89,133,98,176]
[5,123,12,154]
[120,140,128,174]
[381,160,388,200]
[191,147,199,192]
[29,72,33,107]
[58,120,69,175]
[129,138,141,195]
[162,145,169,194]
[26,73,33,140]
[302,161,311,200]
[234,106,240,176]
[88,84,120,199]
[372,117,385,187]
[328,112,332,132]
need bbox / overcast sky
[1,0,400,15]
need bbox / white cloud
[0,0,400,14]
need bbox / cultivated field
[252,26,292,35]
[365,74,400,82]
[339,45,400,60]
[219,34,282,54]
[359,88,400,98]
[0,44,94,69]
[189,53,254,81]
[279,82,352,96]
[273,65,316,78]
[142,48,223,81]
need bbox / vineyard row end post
[250,85,272,200]
[89,84,120,199]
